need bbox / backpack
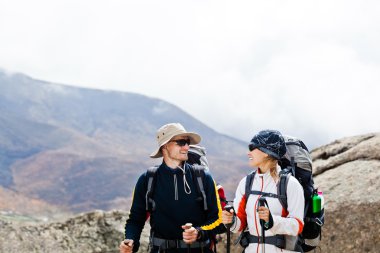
[188,145,227,209]
[244,135,324,252]
[279,135,324,252]
[187,144,227,252]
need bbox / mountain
[0,70,250,214]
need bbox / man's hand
[119,239,134,253]
[182,223,198,244]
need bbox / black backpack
[279,135,324,252]
[145,164,208,212]
[188,144,228,209]
[244,135,324,252]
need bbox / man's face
[164,136,191,162]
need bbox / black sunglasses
[170,139,191,147]
[248,143,260,151]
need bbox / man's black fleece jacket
[124,162,222,252]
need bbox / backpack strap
[146,166,159,211]
[277,171,291,210]
[191,164,208,211]
[290,157,296,177]
[245,171,286,201]
[250,191,284,199]
[245,171,256,203]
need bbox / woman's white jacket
[230,166,304,253]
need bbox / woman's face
[248,148,268,168]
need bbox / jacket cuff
[132,242,139,252]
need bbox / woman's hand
[257,206,270,222]
[222,209,234,225]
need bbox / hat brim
[150,132,201,158]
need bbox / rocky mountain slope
[1,133,378,253]
[0,70,248,214]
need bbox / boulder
[312,133,380,252]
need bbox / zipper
[174,174,178,200]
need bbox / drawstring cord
[177,164,191,195]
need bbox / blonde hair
[262,156,279,181]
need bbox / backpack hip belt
[240,231,285,249]
[151,236,210,250]
[243,233,285,248]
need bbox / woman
[222,130,304,253]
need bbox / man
[120,123,222,253]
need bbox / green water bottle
[312,190,322,213]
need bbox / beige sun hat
[150,123,201,158]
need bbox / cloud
[0,0,379,148]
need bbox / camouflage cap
[249,129,286,160]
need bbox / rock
[0,210,127,253]
[312,133,380,253]
[312,133,380,176]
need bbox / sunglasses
[248,143,261,151]
[170,139,191,147]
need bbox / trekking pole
[258,197,266,253]
[184,223,193,253]
[224,205,234,253]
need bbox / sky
[1,0,379,149]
